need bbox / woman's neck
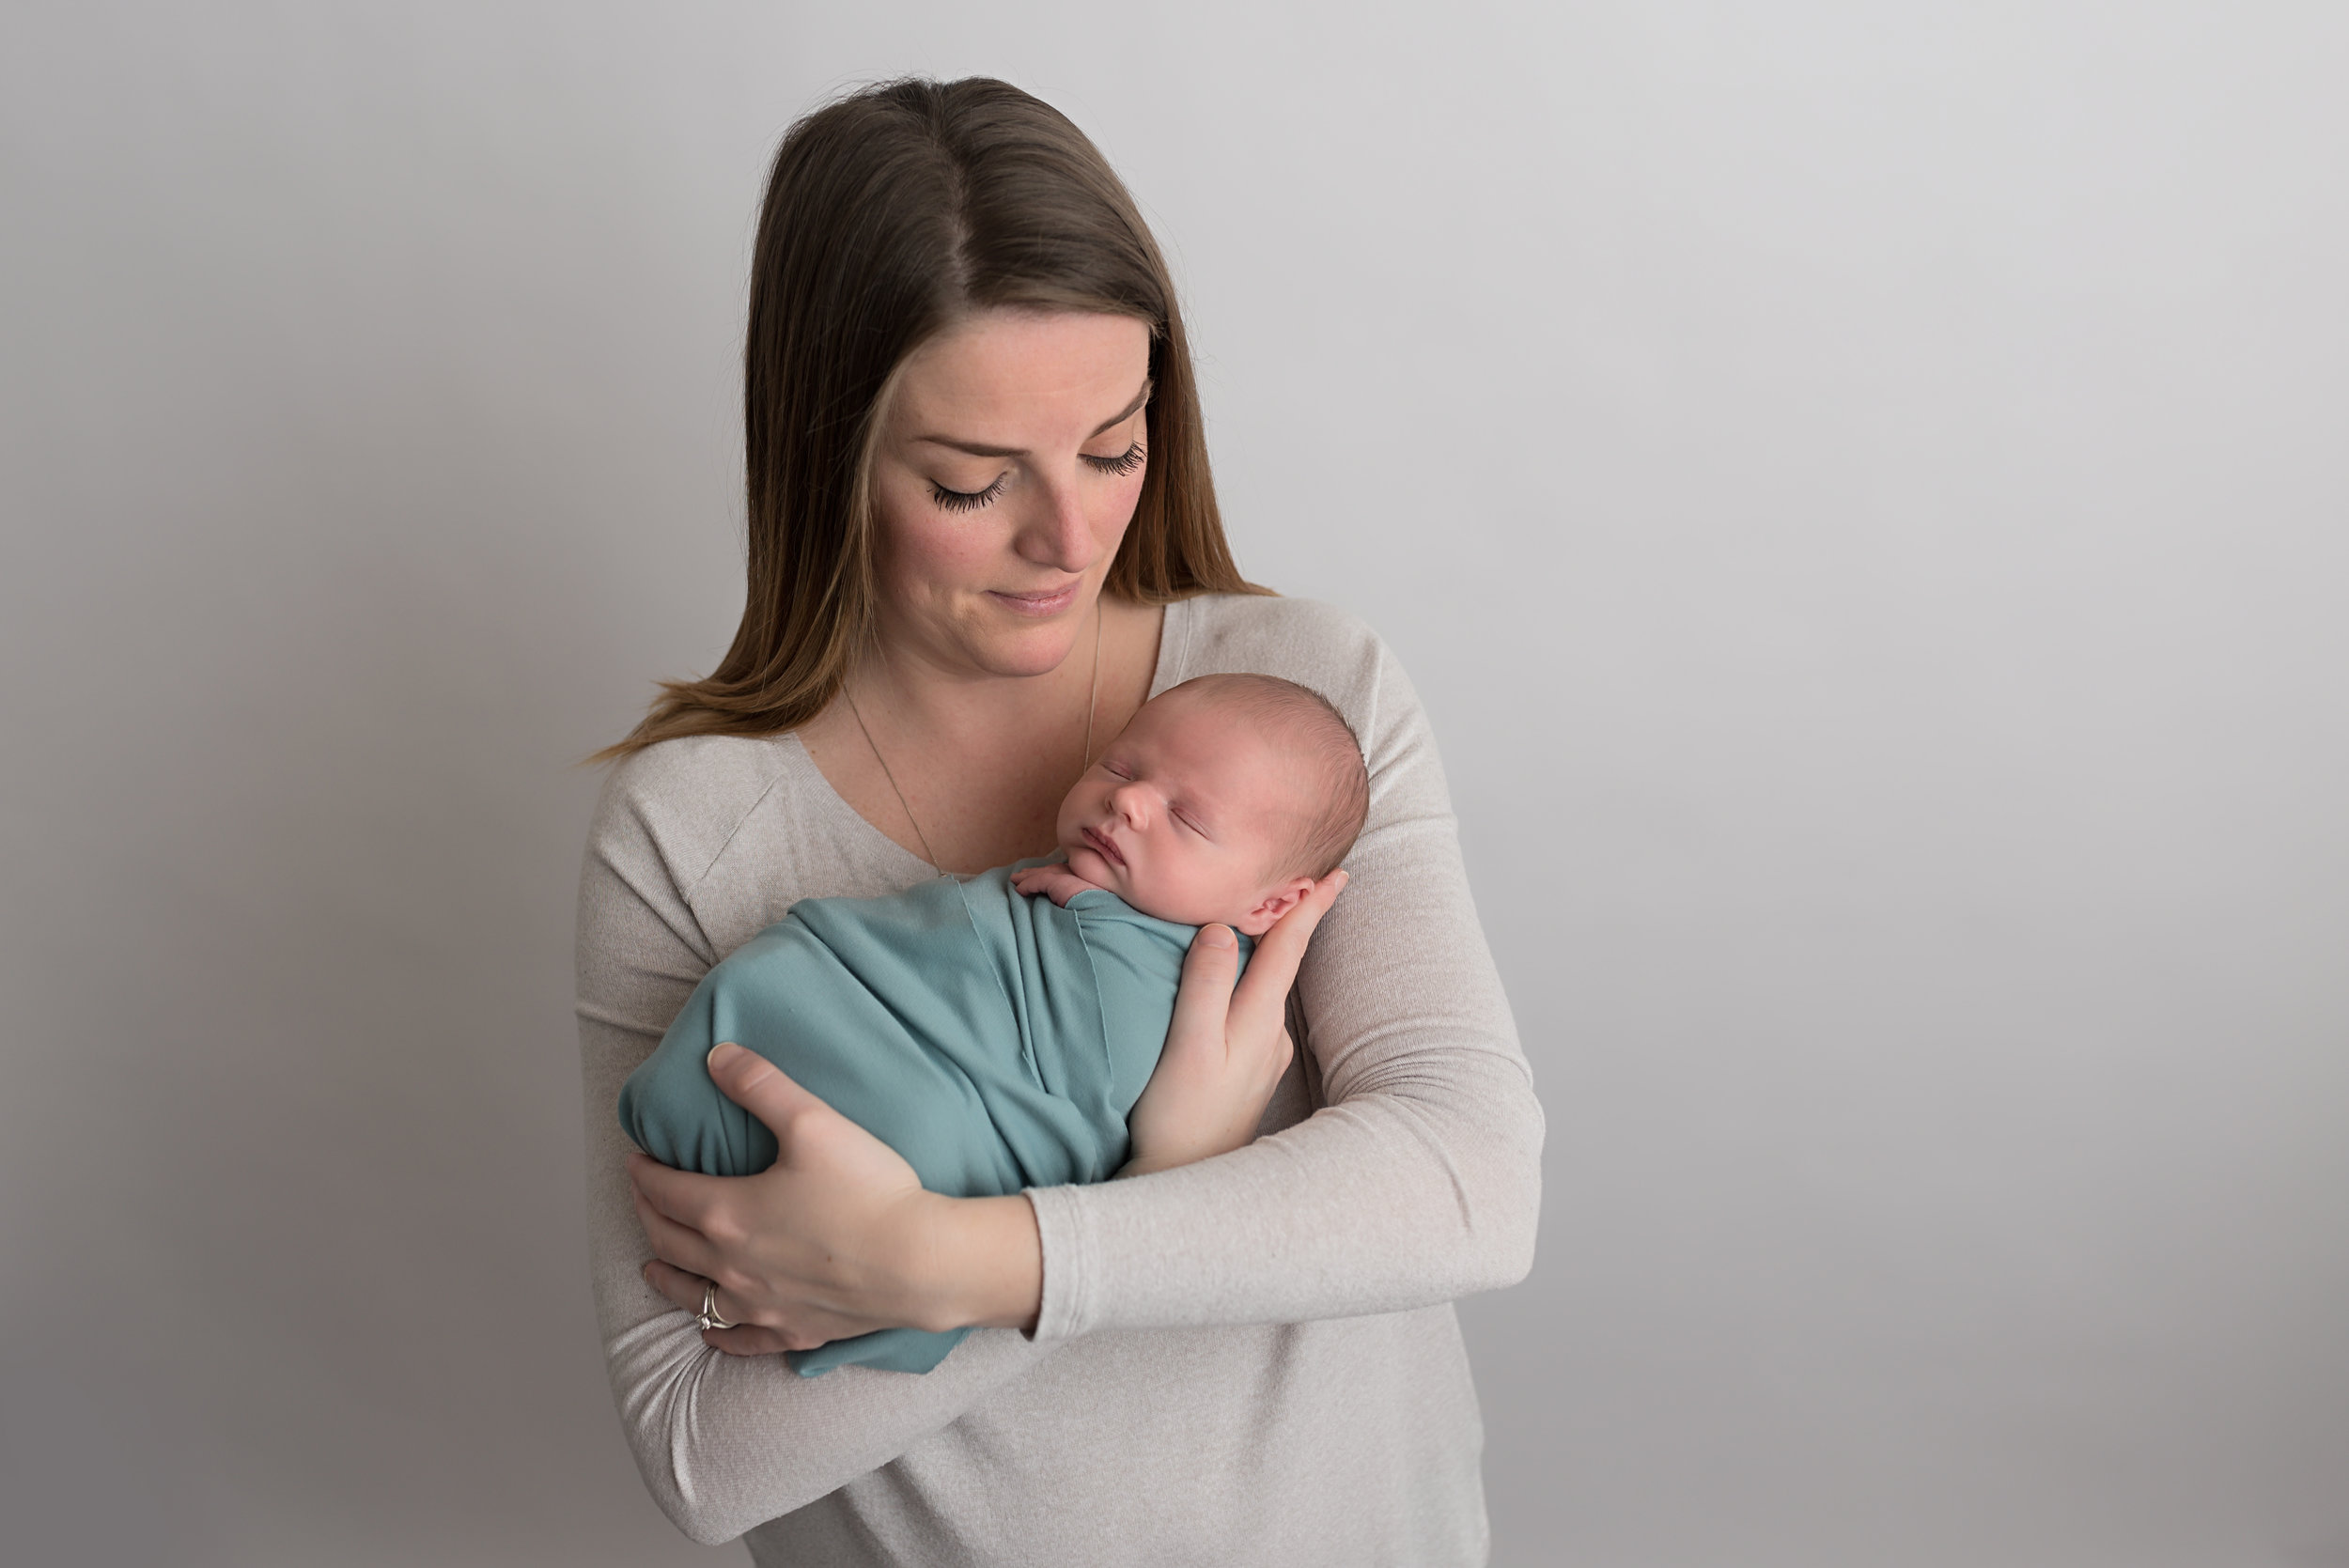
[858,618,1097,752]
[800,596,1167,874]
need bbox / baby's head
[1055,675,1369,935]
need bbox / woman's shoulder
[1169,593,1408,741]
[587,731,810,892]
[1176,590,1383,662]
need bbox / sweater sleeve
[1021,617,1545,1339]
[575,758,1053,1545]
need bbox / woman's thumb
[707,1043,817,1139]
[1176,924,1241,1001]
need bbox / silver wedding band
[696,1280,737,1332]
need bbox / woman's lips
[988,582,1081,616]
[1082,826,1125,867]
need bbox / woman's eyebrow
[1088,379,1153,437]
[914,379,1153,458]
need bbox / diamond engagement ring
[696,1281,737,1332]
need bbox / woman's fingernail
[708,1042,742,1070]
[1202,924,1235,949]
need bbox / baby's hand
[1010,862,1100,908]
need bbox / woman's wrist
[901,1191,1043,1335]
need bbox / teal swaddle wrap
[618,862,1251,1376]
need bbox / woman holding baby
[579,77,1541,1565]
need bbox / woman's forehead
[893,310,1150,442]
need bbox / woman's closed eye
[930,473,1009,513]
[1081,440,1145,477]
[929,442,1142,513]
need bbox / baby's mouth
[1082,826,1126,868]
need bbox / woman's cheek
[1094,474,1145,545]
[873,475,999,585]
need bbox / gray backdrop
[4,3,2343,1564]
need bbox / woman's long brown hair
[595,77,1267,762]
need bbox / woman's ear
[1234,877,1316,937]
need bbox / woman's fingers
[627,1151,727,1234]
[632,1185,725,1281]
[703,1043,922,1194]
[641,1256,707,1311]
[1172,923,1243,1024]
[702,1322,798,1357]
[1228,870,1346,1036]
[704,1043,822,1145]
[1124,896,1334,1174]
[642,1255,748,1323]
[1244,870,1346,976]
[643,1256,799,1356]
[624,1050,944,1348]
[1161,924,1242,1070]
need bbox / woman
[579,77,1542,1564]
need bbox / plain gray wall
[4,3,2344,1564]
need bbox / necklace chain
[845,604,1104,877]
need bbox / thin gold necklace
[845,603,1104,877]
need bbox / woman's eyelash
[1081,441,1146,477]
[931,476,1007,513]
[930,443,1140,513]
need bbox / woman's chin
[963,615,1088,678]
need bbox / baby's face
[1055,691,1315,935]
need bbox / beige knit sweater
[576,593,1543,1566]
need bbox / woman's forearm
[1025,1043,1542,1338]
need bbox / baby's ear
[1237,877,1316,937]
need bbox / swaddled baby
[619,673,1370,1376]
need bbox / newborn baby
[619,673,1369,1376]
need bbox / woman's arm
[576,765,1053,1544]
[626,874,1343,1345]
[1018,624,1544,1338]
[633,621,1539,1346]
[584,612,1541,1531]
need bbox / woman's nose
[1013,474,1098,574]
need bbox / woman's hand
[1120,870,1348,1178]
[633,870,1348,1351]
[630,1045,1044,1355]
